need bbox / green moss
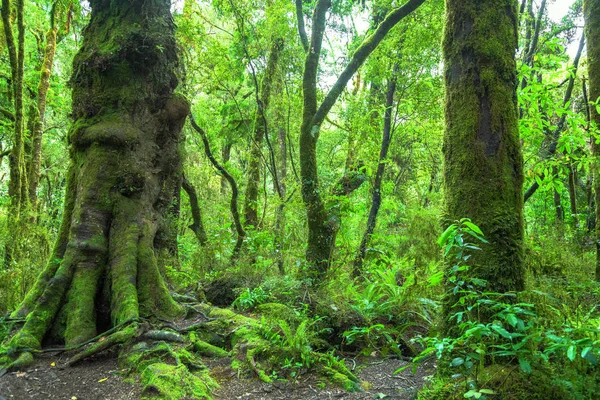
[140,363,216,400]
[442,0,524,299]
[256,303,299,324]
[189,332,229,358]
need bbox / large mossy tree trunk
[584,0,600,281]
[8,0,187,354]
[442,0,525,293]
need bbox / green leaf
[450,357,464,367]
[505,313,518,328]
[581,347,592,359]
[567,345,576,362]
[438,224,457,246]
[479,389,495,394]
[519,357,532,373]
[491,325,512,340]
[462,220,484,236]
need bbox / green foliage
[410,221,600,399]
[232,286,270,311]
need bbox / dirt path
[0,353,433,399]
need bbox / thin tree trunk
[353,65,398,275]
[568,164,578,226]
[221,142,232,194]
[243,39,283,229]
[2,0,28,215]
[190,116,245,260]
[28,21,58,209]
[274,125,287,274]
[584,0,600,280]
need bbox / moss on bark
[442,0,524,295]
[5,0,186,357]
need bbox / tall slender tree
[297,0,425,281]
[584,0,600,280]
[442,0,524,293]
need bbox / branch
[311,0,426,128]
[0,107,15,121]
[524,0,547,66]
[303,0,331,120]
[331,170,368,197]
[295,0,309,52]
[182,174,208,246]
[189,114,246,258]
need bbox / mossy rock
[140,362,217,399]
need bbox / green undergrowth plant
[410,219,600,400]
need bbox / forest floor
[0,350,433,399]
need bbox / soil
[0,352,433,399]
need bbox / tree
[297,0,425,281]
[442,0,524,294]
[3,0,187,367]
[584,0,600,280]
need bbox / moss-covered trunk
[442,0,524,293]
[8,0,186,352]
[28,21,58,210]
[2,0,28,217]
[584,0,600,281]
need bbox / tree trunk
[2,0,29,267]
[2,0,28,216]
[568,164,578,227]
[28,21,58,209]
[182,174,208,245]
[243,39,283,229]
[274,125,287,274]
[8,0,186,353]
[221,142,232,194]
[443,0,524,294]
[584,0,600,280]
[353,65,398,275]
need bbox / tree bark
[443,0,524,294]
[8,0,186,355]
[353,65,398,275]
[584,0,600,280]
[2,0,28,216]
[190,116,245,260]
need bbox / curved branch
[311,0,426,128]
[182,174,208,246]
[189,114,245,259]
[295,0,309,52]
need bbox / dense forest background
[0,0,599,399]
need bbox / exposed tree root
[2,303,361,398]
